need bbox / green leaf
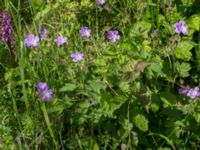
[175,41,194,61]
[59,83,76,92]
[175,62,191,77]
[193,112,200,123]
[187,14,200,31]
[130,21,152,37]
[133,114,149,132]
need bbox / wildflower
[153,29,158,36]
[106,7,112,12]
[37,82,48,93]
[179,87,188,94]
[107,30,120,42]
[80,27,91,38]
[39,28,48,40]
[70,52,84,62]
[187,87,200,99]
[37,82,53,101]
[0,11,13,43]
[96,0,105,5]
[40,89,53,101]
[24,34,39,47]
[91,101,97,106]
[174,20,188,35]
[54,35,67,46]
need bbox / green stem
[40,102,58,149]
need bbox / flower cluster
[174,20,188,35]
[179,86,200,99]
[0,10,13,43]
[37,82,53,101]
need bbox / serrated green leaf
[59,83,76,92]
[175,41,194,61]
[133,114,149,132]
[175,62,191,77]
[187,14,200,31]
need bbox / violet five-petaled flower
[37,82,53,101]
[174,20,188,35]
[70,52,84,62]
[96,0,105,5]
[37,82,48,93]
[187,87,200,99]
[80,27,91,38]
[153,29,158,36]
[179,87,188,94]
[40,89,53,101]
[24,34,39,47]
[54,35,67,46]
[107,30,120,42]
[39,28,48,40]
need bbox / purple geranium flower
[39,28,48,40]
[54,35,67,46]
[96,0,105,5]
[174,20,188,35]
[80,27,91,38]
[40,89,53,101]
[70,52,84,62]
[187,87,200,99]
[37,82,48,93]
[24,34,39,47]
[153,29,158,36]
[179,87,188,94]
[107,30,120,42]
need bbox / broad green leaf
[133,114,149,132]
[130,21,152,37]
[187,14,200,31]
[193,112,200,123]
[175,62,191,77]
[175,41,194,61]
[59,83,76,92]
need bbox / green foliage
[175,41,194,61]
[1,0,200,149]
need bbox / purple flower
[40,89,53,101]
[37,82,53,101]
[70,52,84,62]
[106,7,112,12]
[187,87,200,99]
[54,35,67,46]
[24,34,39,47]
[107,30,120,42]
[80,27,91,38]
[153,29,158,36]
[174,20,188,35]
[179,87,188,94]
[39,28,48,40]
[0,11,13,43]
[96,0,105,5]
[37,82,48,93]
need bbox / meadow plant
[24,34,39,47]
[2,0,200,149]
[0,10,13,43]
[54,35,67,46]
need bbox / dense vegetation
[1,0,200,149]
